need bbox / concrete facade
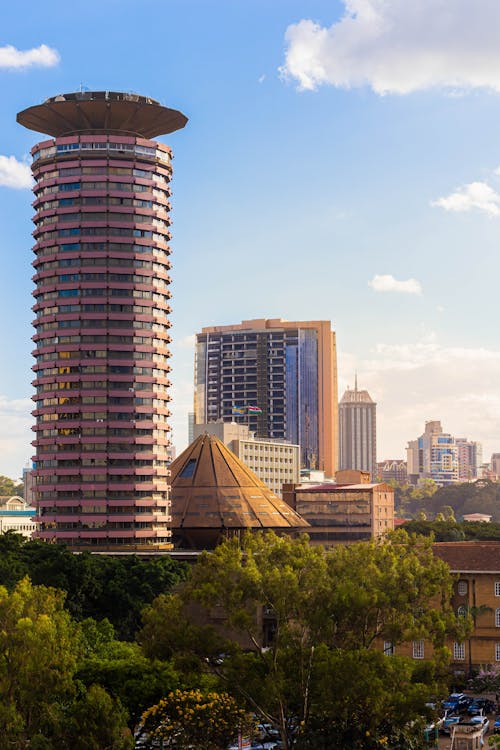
[283,473,394,547]
[406,420,459,486]
[18,91,187,551]
[0,496,37,538]
[338,381,377,481]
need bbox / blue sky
[1,0,500,478]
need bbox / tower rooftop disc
[17,90,188,139]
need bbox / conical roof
[169,433,308,548]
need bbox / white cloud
[280,1,500,94]
[0,156,33,189]
[0,396,32,479]
[432,181,500,216]
[368,274,422,295]
[0,43,60,70]
[340,334,500,460]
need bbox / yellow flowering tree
[141,689,252,749]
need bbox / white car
[470,715,489,735]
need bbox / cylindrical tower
[17,91,187,551]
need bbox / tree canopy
[140,530,466,749]
[0,475,24,498]
[0,534,188,639]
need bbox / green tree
[140,531,464,750]
[77,628,180,727]
[142,689,251,750]
[0,475,23,497]
[0,537,188,640]
[64,684,133,750]
[0,577,82,745]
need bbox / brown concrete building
[433,541,500,670]
[387,542,500,671]
[283,470,394,546]
[194,319,338,475]
[169,433,309,549]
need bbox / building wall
[283,482,394,547]
[0,496,37,538]
[338,386,377,481]
[406,421,459,486]
[384,543,500,671]
[194,319,338,475]
[26,103,177,551]
[232,438,299,498]
[376,460,407,484]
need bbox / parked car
[468,698,496,715]
[470,715,489,735]
[493,715,500,733]
[442,714,461,734]
[442,693,472,713]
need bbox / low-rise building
[388,542,500,672]
[282,470,394,546]
[0,496,37,538]
[433,541,500,671]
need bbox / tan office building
[194,319,338,475]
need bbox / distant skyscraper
[338,378,377,480]
[491,453,500,479]
[456,438,482,481]
[406,421,458,486]
[377,459,407,484]
[194,319,338,475]
[18,90,187,551]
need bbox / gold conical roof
[169,434,308,547]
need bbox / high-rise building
[17,91,187,551]
[406,421,458,486]
[491,453,500,479]
[376,459,407,484]
[338,379,377,481]
[456,438,482,481]
[194,319,338,475]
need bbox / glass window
[453,642,465,661]
[383,641,394,656]
[496,643,500,662]
[496,608,500,627]
[495,582,500,597]
[179,458,197,479]
[412,640,424,659]
[457,580,468,596]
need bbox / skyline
[2,0,500,477]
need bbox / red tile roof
[432,541,500,572]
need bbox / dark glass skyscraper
[17,91,187,551]
[194,319,338,475]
